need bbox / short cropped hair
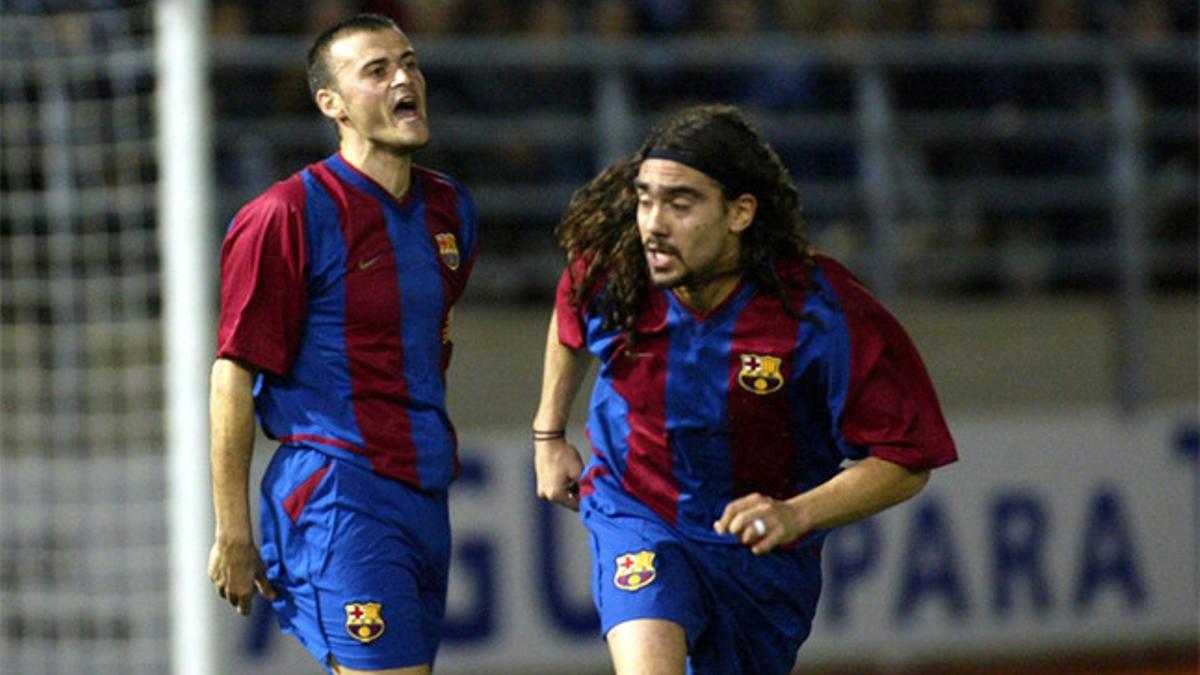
[306,13,403,97]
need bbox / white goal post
[155,1,219,675]
[0,1,217,673]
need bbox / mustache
[643,239,680,257]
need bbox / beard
[645,245,737,292]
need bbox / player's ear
[315,88,345,122]
[728,193,756,234]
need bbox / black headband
[644,146,750,198]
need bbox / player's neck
[670,243,745,315]
[339,142,414,201]
[672,269,743,316]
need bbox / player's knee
[607,618,687,675]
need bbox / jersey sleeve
[554,259,589,350]
[215,177,308,376]
[824,260,957,471]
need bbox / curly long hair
[556,104,813,335]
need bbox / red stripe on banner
[727,291,805,500]
[611,298,679,524]
[282,465,330,522]
[311,163,419,485]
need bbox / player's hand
[208,535,277,616]
[534,437,584,511]
[713,493,808,555]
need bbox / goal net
[0,4,169,672]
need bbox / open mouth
[393,98,420,120]
[647,250,674,270]
[644,242,679,270]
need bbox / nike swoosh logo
[357,255,382,271]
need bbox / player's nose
[641,203,670,236]
[390,64,412,87]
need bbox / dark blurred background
[207,0,1198,304]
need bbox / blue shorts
[583,504,822,675]
[259,446,450,672]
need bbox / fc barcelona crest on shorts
[344,601,385,644]
[737,353,784,394]
[614,550,657,591]
[434,232,460,270]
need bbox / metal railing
[209,34,1198,412]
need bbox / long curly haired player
[533,103,958,675]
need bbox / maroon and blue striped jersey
[557,254,956,544]
[217,154,477,491]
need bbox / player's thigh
[265,452,451,671]
[586,511,709,643]
[314,486,449,670]
[607,618,687,675]
[329,656,430,675]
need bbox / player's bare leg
[606,618,687,675]
[329,656,431,675]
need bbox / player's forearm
[209,357,259,542]
[532,310,588,431]
[787,456,929,533]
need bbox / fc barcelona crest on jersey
[344,601,385,644]
[434,232,460,270]
[738,353,784,395]
[614,550,657,591]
